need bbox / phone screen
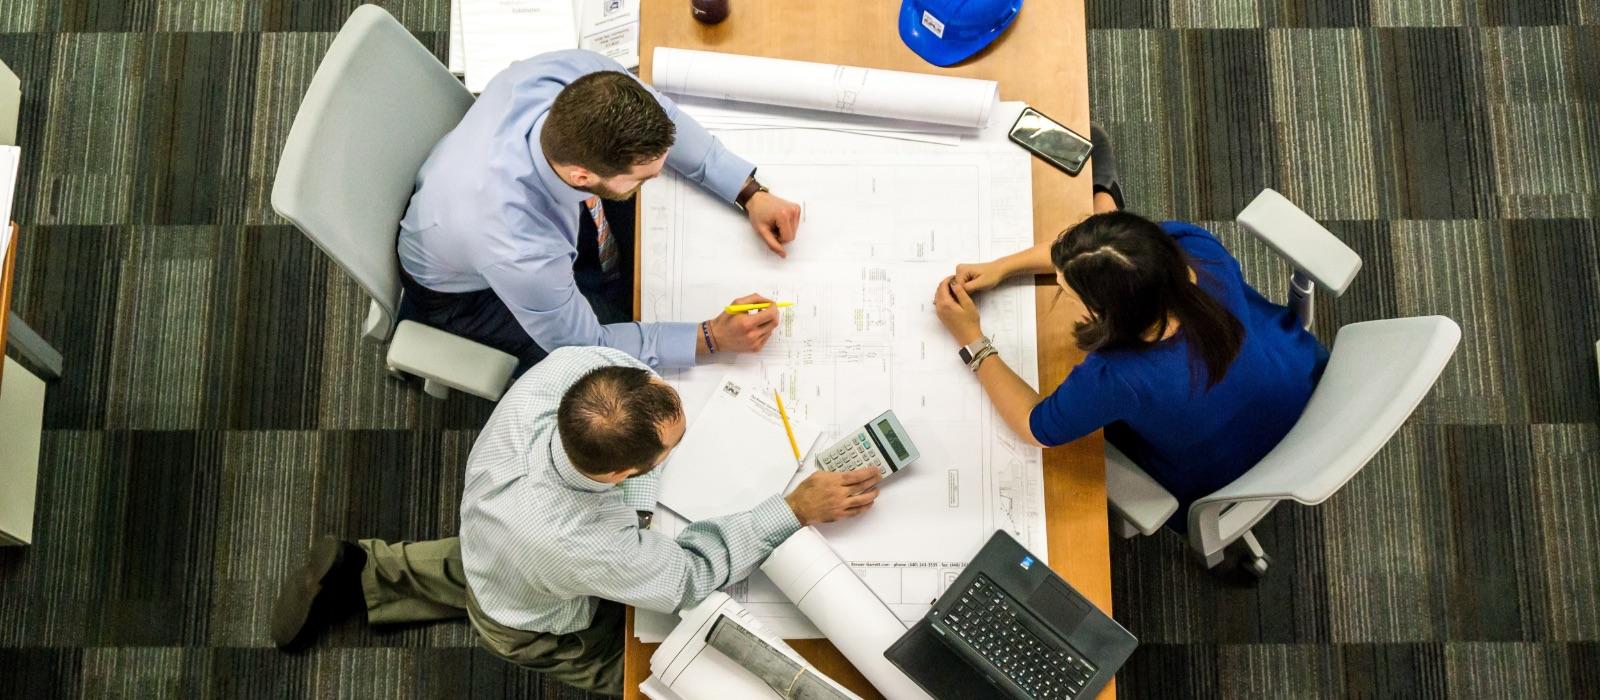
[1010,108,1093,174]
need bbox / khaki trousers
[359,537,626,696]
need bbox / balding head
[557,366,685,476]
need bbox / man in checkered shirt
[269,346,881,695]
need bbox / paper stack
[451,0,641,91]
[0,146,19,264]
[656,371,818,523]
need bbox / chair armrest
[386,321,517,401]
[1236,188,1362,297]
[1104,444,1179,537]
[363,299,394,344]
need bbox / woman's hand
[953,260,1009,293]
[933,276,984,346]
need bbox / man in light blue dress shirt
[397,50,803,370]
[269,348,882,694]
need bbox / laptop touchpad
[1028,578,1092,633]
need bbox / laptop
[884,530,1137,699]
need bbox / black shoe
[271,536,368,651]
[1088,124,1126,210]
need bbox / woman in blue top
[932,167,1327,532]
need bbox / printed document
[459,0,577,93]
[656,371,819,523]
[455,0,639,91]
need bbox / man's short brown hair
[539,71,676,177]
[557,366,683,475]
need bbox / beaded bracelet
[700,320,718,354]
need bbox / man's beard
[584,182,640,201]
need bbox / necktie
[584,196,619,278]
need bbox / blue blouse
[1028,221,1328,531]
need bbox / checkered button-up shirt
[460,346,801,634]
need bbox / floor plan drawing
[638,120,1046,639]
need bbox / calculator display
[877,419,911,461]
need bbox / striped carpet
[1,1,1596,698]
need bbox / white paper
[637,675,682,700]
[0,146,19,264]
[761,528,932,699]
[650,592,862,700]
[641,103,1049,636]
[460,0,578,93]
[448,1,465,75]
[657,371,819,523]
[576,0,639,70]
[653,48,999,128]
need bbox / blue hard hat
[898,0,1024,67]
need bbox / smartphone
[1008,106,1094,175]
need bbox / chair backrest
[1236,188,1362,298]
[270,5,472,329]
[1185,316,1460,560]
[1198,316,1461,511]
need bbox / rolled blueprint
[652,48,999,129]
[761,528,933,700]
[647,592,862,700]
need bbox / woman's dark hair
[1050,211,1244,388]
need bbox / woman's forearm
[973,354,1046,448]
[997,240,1056,278]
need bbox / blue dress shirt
[1028,221,1329,531]
[398,50,756,369]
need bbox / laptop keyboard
[942,574,1097,699]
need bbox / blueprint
[636,108,1047,640]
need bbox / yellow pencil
[773,390,802,464]
[725,301,795,314]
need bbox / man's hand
[705,293,780,354]
[933,275,984,346]
[785,467,883,525]
[745,191,801,258]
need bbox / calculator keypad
[817,431,891,477]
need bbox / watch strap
[958,336,994,367]
[735,177,767,211]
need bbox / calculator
[814,410,920,478]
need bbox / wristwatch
[735,176,769,211]
[636,510,654,530]
[958,337,997,371]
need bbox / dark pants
[398,197,636,372]
[359,537,625,696]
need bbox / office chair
[271,5,516,401]
[1104,189,1462,577]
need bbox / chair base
[1233,531,1269,578]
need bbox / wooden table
[627,0,1110,697]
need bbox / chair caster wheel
[1244,554,1270,578]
